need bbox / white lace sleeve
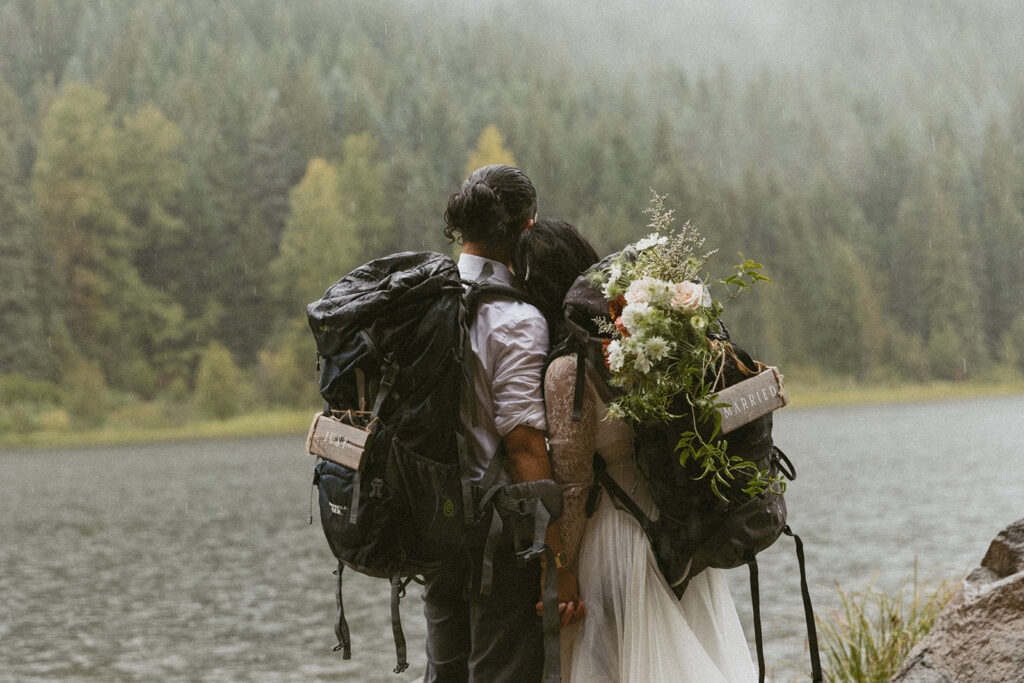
[544,354,595,570]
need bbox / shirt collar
[458,253,514,286]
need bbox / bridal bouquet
[591,192,775,499]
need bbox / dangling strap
[347,471,361,525]
[539,544,561,683]
[371,353,399,420]
[455,433,475,526]
[332,561,352,659]
[747,554,766,683]
[479,511,504,597]
[784,526,823,682]
[509,498,560,683]
[389,573,411,674]
[522,498,552,563]
[571,352,587,422]
[476,443,509,597]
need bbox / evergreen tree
[271,157,355,316]
[464,124,518,179]
[337,131,396,260]
[0,134,48,377]
[31,82,184,394]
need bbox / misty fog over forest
[1,0,1023,430]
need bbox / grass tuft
[816,565,960,682]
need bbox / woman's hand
[537,565,587,628]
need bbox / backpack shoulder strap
[592,452,657,537]
[462,279,536,320]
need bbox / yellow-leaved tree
[464,124,516,178]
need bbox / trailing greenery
[817,568,960,682]
[1,0,1024,435]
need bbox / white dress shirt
[458,253,549,484]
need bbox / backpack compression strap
[746,527,822,683]
[784,526,823,682]
[332,561,352,659]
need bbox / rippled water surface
[2,394,1023,681]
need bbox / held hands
[537,564,586,628]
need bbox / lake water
[2,394,1023,682]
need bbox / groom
[422,165,582,682]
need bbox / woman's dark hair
[512,218,600,347]
[444,164,537,248]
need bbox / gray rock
[891,518,1024,683]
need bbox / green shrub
[64,361,112,428]
[193,342,248,420]
[817,567,959,682]
[256,319,315,407]
[0,374,62,404]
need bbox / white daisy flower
[645,336,672,361]
[633,232,669,251]
[620,302,652,334]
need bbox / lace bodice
[545,354,635,570]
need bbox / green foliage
[1000,315,1024,377]
[464,124,517,179]
[271,157,353,313]
[0,0,1023,426]
[818,569,960,682]
[256,319,316,407]
[336,131,396,260]
[0,374,61,405]
[192,342,248,420]
[64,360,112,428]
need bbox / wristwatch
[554,551,568,569]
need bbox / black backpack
[556,256,823,683]
[305,251,564,678]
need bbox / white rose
[670,281,704,310]
[625,278,649,305]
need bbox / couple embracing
[423,164,755,683]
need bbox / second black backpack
[556,255,822,682]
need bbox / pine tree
[464,124,517,179]
[271,157,355,316]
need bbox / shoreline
[2,381,1023,452]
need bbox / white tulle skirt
[561,461,756,683]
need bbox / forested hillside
[2,0,1023,431]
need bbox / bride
[513,219,756,683]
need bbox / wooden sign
[305,413,372,471]
[714,366,788,434]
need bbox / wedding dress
[546,354,756,683]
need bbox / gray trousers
[422,544,543,683]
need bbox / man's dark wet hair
[444,164,538,248]
[512,218,599,346]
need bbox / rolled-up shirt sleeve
[488,313,549,437]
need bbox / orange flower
[608,295,626,320]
